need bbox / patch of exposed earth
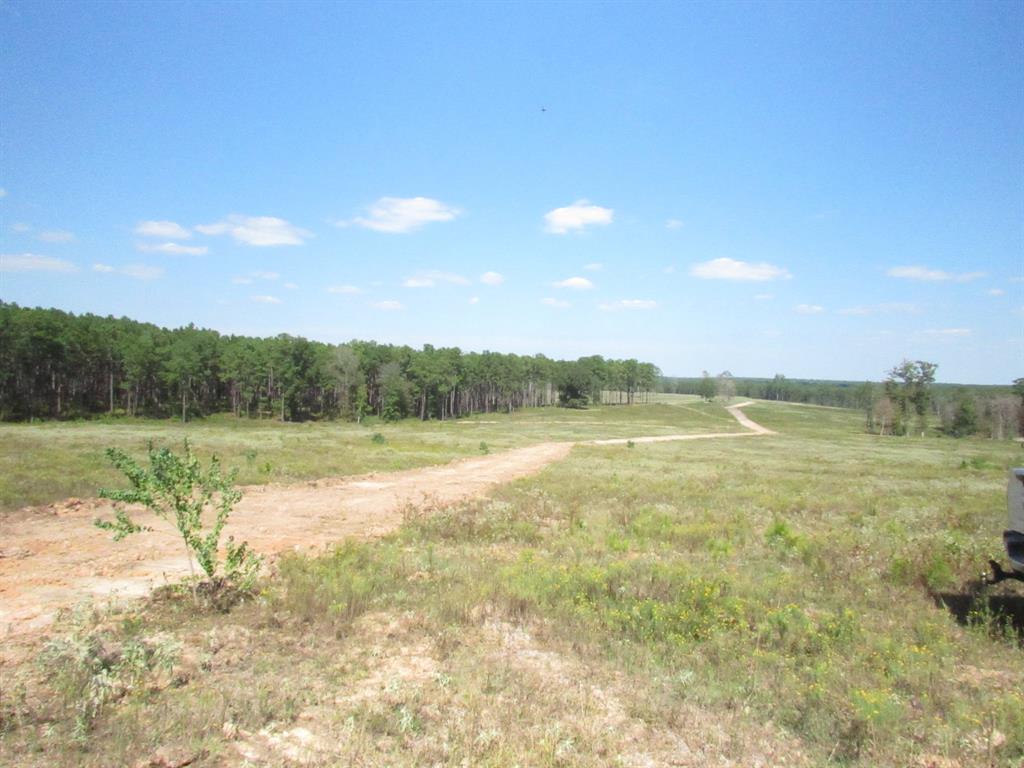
[222,611,808,767]
[0,405,773,643]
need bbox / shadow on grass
[932,581,1024,645]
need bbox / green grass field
[0,396,737,511]
[2,398,1022,767]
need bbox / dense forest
[660,372,1023,439]
[0,303,659,422]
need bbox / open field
[0,396,740,513]
[1,398,1022,767]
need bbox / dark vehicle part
[984,468,1024,585]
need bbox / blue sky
[1,0,1021,383]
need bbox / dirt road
[0,404,773,639]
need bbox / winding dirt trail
[0,403,774,640]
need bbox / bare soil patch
[0,405,773,642]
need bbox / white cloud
[599,299,658,311]
[544,200,614,234]
[10,223,31,233]
[1,253,78,273]
[794,304,824,314]
[284,282,298,290]
[553,276,594,290]
[480,271,505,285]
[583,262,604,272]
[754,293,775,301]
[403,277,434,288]
[371,300,404,311]
[663,265,676,274]
[345,196,461,233]
[93,263,163,280]
[988,288,1006,296]
[136,242,209,255]
[665,218,684,230]
[542,297,570,308]
[135,220,191,239]
[887,265,985,282]
[0,188,6,198]
[468,296,480,305]
[197,215,310,246]
[691,258,791,281]
[251,295,282,304]
[837,302,919,316]
[923,328,971,337]
[328,285,362,294]
[38,230,75,243]
[233,270,279,284]
[402,270,470,288]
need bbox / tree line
[662,366,1022,440]
[0,303,659,422]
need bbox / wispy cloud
[135,220,191,239]
[480,271,505,286]
[987,288,1006,296]
[553,276,594,290]
[665,218,684,230]
[343,196,461,233]
[754,293,775,301]
[0,188,6,198]
[544,200,613,234]
[197,215,310,246]
[233,270,279,284]
[10,223,31,233]
[402,270,470,288]
[468,296,480,305]
[371,300,404,311]
[583,262,604,272]
[837,302,920,316]
[542,297,571,308]
[284,282,298,290]
[1,253,78,273]
[794,304,824,314]
[598,299,658,311]
[328,285,362,295]
[691,258,791,281]
[136,242,209,255]
[887,265,985,282]
[403,277,434,288]
[38,230,75,243]
[93,263,164,280]
[251,295,282,304]
[922,328,971,337]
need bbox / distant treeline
[0,303,659,422]
[660,374,877,409]
[660,373,1022,439]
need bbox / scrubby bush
[95,439,261,589]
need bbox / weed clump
[39,608,180,740]
[95,439,261,593]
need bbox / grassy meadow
[0,396,739,512]
[2,397,1023,767]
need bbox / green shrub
[95,439,261,587]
